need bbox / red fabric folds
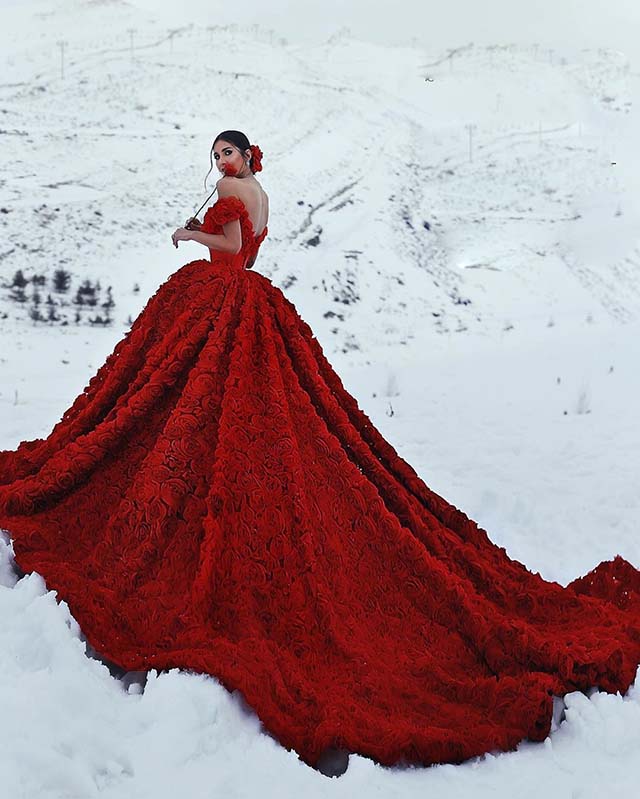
[1,194,640,769]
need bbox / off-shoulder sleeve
[206,196,245,227]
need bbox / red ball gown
[1,194,640,769]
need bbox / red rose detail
[249,144,263,173]
[222,162,239,176]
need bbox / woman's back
[222,175,269,239]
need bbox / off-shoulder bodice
[200,195,268,271]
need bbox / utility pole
[56,40,67,80]
[466,123,476,162]
[127,28,137,63]
[168,28,180,53]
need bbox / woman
[1,129,640,772]
[171,132,269,269]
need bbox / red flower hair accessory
[248,144,263,173]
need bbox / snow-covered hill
[2,1,640,797]
[1,0,639,355]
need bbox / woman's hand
[171,227,193,248]
[185,216,202,231]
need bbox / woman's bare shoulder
[216,175,241,195]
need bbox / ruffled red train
[1,195,640,769]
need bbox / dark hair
[203,130,251,191]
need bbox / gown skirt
[1,195,640,768]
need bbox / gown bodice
[201,195,268,271]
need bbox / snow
[1,0,640,795]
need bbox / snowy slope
[1,1,640,797]
[1,1,639,356]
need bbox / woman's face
[213,140,246,176]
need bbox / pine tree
[12,269,28,288]
[52,268,72,292]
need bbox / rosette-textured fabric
[1,195,640,769]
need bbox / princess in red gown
[1,129,640,771]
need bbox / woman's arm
[172,218,242,253]
[172,181,242,252]
[188,228,241,254]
